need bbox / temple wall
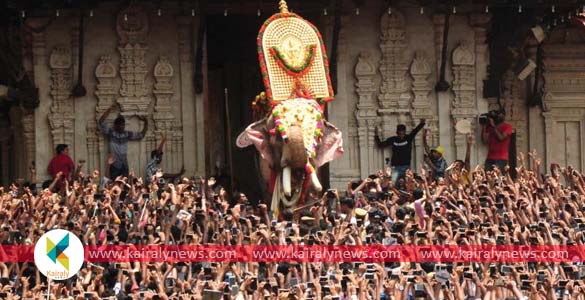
[28,3,205,182]
[21,0,585,189]
[329,1,528,188]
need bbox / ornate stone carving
[116,5,151,116]
[90,55,118,171]
[495,70,527,153]
[377,9,411,163]
[172,120,184,171]
[152,56,183,173]
[48,46,75,148]
[410,52,438,160]
[153,56,175,131]
[116,6,149,45]
[354,52,382,177]
[378,10,410,112]
[451,43,476,111]
[451,42,477,160]
[86,121,99,172]
[94,56,117,112]
[22,114,35,172]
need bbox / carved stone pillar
[177,16,200,175]
[48,46,75,151]
[172,120,184,171]
[354,52,380,177]
[451,43,477,160]
[470,14,491,163]
[116,6,151,116]
[22,114,35,174]
[378,10,411,139]
[93,56,117,173]
[500,70,527,153]
[410,52,436,167]
[153,56,181,172]
[31,30,49,181]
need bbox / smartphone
[203,289,223,300]
[290,277,298,287]
[365,273,374,280]
[143,193,150,201]
[416,231,427,238]
[166,278,175,288]
[501,265,512,274]
[463,271,473,279]
[414,283,426,297]
[537,271,546,282]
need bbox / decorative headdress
[258,0,334,105]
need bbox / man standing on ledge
[375,119,426,182]
[482,109,513,172]
[99,103,148,179]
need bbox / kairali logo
[34,229,84,280]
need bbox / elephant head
[237,98,343,210]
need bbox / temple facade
[6,1,585,190]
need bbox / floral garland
[269,44,316,78]
[269,100,324,160]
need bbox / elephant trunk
[281,125,307,196]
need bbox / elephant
[236,98,343,217]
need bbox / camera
[478,109,504,125]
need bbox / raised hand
[107,154,115,165]
[466,133,473,145]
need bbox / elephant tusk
[311,171,322,192]
[283,166,292,196]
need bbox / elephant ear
[236,118,274,166]
[313,121,344,168]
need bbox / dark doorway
[206,14,265,203]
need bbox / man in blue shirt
[99,103,148,179]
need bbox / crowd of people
[2,109,584,300]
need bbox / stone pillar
[354,52,380,178]
[433,14,453,161]
[378,9,411,154]
[116,6,151,117]
[22,114,35,176]
[451,42,477,160]
[32,30,51,181]
[542,111,554,167]
[153,56,181,173]
[177,16,199,176]
[92,56,117,174]
[470,14,491,165]
[410,52,436,167]
[47,46,75,153]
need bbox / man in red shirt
[47,144,75,190]
[482,110,513,172]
